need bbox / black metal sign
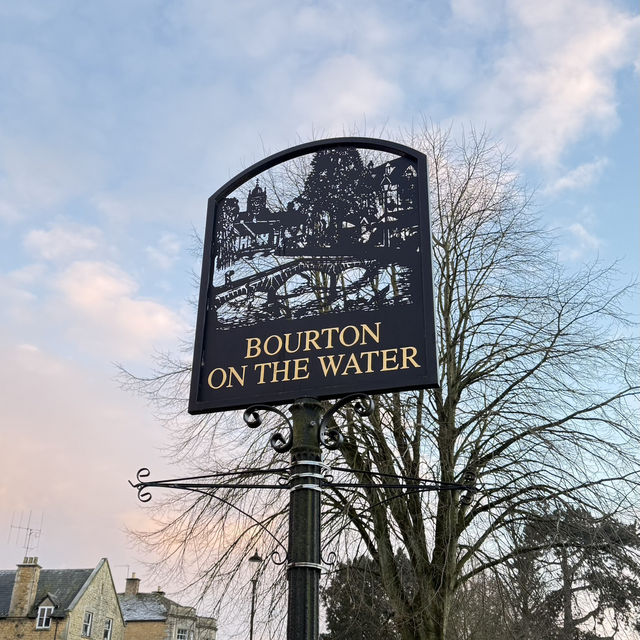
[189,138,438,413]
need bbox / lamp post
[248,550,262,640]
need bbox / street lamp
[248,550,262,640]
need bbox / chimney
[125,572,140,596]
[9,557,41,617]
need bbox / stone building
[118,575,217,640]
[0,556,124,640]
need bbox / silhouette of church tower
[247,180,267,220]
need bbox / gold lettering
[292,357,310,380]
[339,325,359,347]
[381,348,399,371]
[207,368,227,389]
[284,332,303,354]
[245,337,262,359]
[320,326,340,349]
[264,334,283,357]
[360,322,381,345]
[270,359,291,382]
[253,362,271,384]
[401,346,420,369]
[318,354,345,376]
[341,353,363,375]
[227,365,247,387]
[304,330,321,351]
[359,350,380,373]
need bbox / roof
[0,568,93,618]
[118,591,217,629]
[118,592,175,622]
[0,572,14,616]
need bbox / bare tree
[122,125,639,640]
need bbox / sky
[0,0,638,636]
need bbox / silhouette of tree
[510,508,640,639]
[320,555,406,640]
[294,147,375,249]
[448,509,640,640]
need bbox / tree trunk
[560,548,575,640]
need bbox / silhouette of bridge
[214,257,377,307]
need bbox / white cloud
[164,1,404,141]
[450,0,505,31]
[0,265,42,327]
[466,0,640,165]
[146,233,181,270]
[0,199,21,223]
[54,261,185,359]
[568,222,601,249]
[545,157,610,194]
[24,223,103,261]
[560,220,603,262]
[0,135,105,220]
[291,55,402,131]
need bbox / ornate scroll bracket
[243,394,373,452]
[319,393,374,450]
[128,466,290,504]
[243,395,373,452]
[128,467,153,502]
[243,404,293,452]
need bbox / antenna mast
[8,511,44,557]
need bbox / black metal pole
[249,574,258,640]
[287,398,323,640]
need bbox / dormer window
[36,605,53,629]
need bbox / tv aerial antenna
[8,511,44,557]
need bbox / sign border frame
[189,137,439,414]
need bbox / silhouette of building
[215,149,420,269]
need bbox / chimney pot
[125,574,140,596]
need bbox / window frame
[82,610,93,637]
[176,629,188,640]
[103,617,113,640]
[36,605,54,629]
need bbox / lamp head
[248,550,262,564]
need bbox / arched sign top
[211,137,427,203]
[190,137,438,414]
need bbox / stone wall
[0,617,67,640]
[66,560,125,640]
[123,619,168,640]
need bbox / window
[103,618,112,640]
[36,606,53,629]
[82,611,93,637]
[177,630,188,640]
